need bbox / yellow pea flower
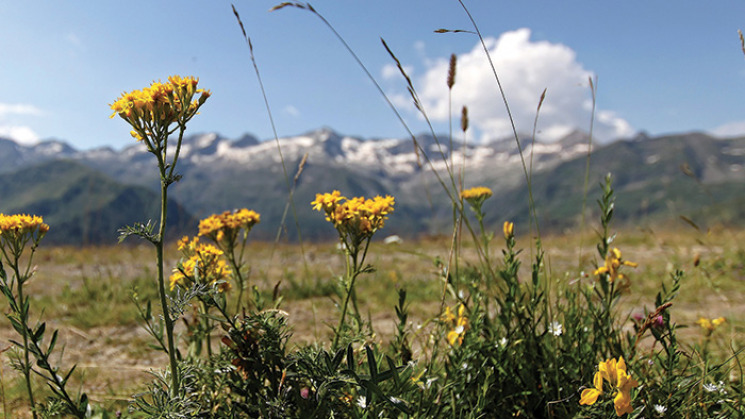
[580,356,638,417]
[579,371,603,405]
[503,221,514,240]
[594,247,637,284]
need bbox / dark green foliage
[0,160,196,245]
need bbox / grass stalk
[455,0,542,248]
[578,76,598,268]
[232,5,310,277]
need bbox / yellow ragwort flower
[460,186,492,202]
[170,243,231,292]
[460,186,493,210]
[311,192,395,239]
[109,75,211,142]
[0,213,50,241]
[198,209,260,247]
[580,357,639,416]
[311,190,343,214]
[177,235,200,252]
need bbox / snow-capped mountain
[4,127,743,242]
[64,127,590,181]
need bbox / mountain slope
[0,160,196,245]
[479,132,745,232]
[2,129,745,243]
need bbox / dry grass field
[2,223,743,415]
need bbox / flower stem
[15,267,36,419]
[156,171,180,395]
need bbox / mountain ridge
[1,128,744,243]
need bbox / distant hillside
[479,132,745,232]
[1,129,745,244]
[0,160,196,245]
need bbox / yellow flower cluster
[170,241,231,292]
[311,191,395,239]
[109,75,211,141]
[443,304,468,346]
[580,357,639,416]
[594,248,637,284]
[697,316,726,335]
[0,214,50,237]
[198,209,260,246]
[460,186,492,202]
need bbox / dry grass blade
[293,153,308,184]
[434,28,475,34]
[269,2,303,12]
[380,38,459,198]
[679,215,701,232]
[381,39,416,99]
[231,4,308,265]
[231,5,247,39]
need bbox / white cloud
[0,103,43,145]
[395,28,634,143]
[283,105,300,117]
[0,103,42,117]
[710,121,745,138]
[0,125,40,145]
[382,63,414,81]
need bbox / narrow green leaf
[366,345,378,382]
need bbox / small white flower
[357,396,367,409]
[718,380,728,395]
[653,404,667,416]
[548,321,563,336]
[703,383,719,392]
[497,337,508,348]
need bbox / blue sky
[1,1,744,150]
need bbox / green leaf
[346,343,355,372]
[48,330,59,354]
[365,345,378,382]
[33,322,46,342]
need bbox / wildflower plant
[580,357,639,416]
[170,237,233,357]
[311,191,395,348]
[198,208,260,310]
[111,75,210,397]
[0,215,88,418]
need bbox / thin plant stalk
[155,162,180,394]
[12,264,36,419]
[332,236,372,350]
[455,0,543,251]
[232,5,310,277]
[578,76,598,268]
